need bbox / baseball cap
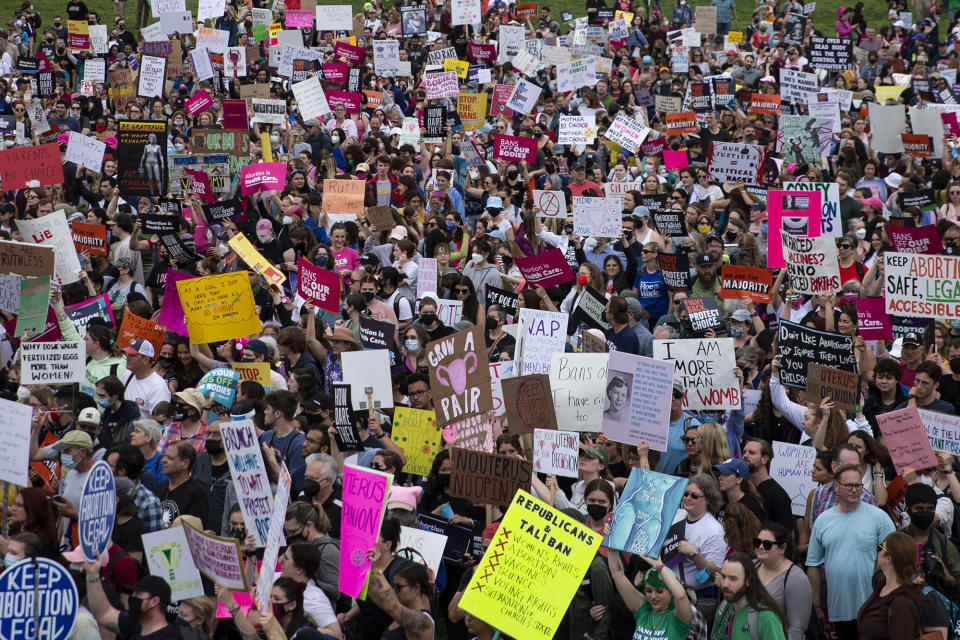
[633,205,650,218]
[902,331,922,347]
[53,430,94,452]
[256,218,273,234]
[672,380,685,395]
[730,309,752,322]
[77,407,101,426]
[625,297,644,318]
[122,338,156,359]
[115,476,137,501]
[245,339,270,356]
[131,575,172,606]
[487,229,506,242]
[304,119,320,128]
[714,458,750,481]
[580,443,610,466]
[695,253,717,267]
[571,160,586,170]
[302,392,334,412]
[389,226,408,240]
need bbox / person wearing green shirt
[607,551,694,640]
[711,553,787,640]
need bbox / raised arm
[606,549,647,614]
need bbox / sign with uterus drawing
[425,325,492,430]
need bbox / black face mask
[306,412,326,425]
[437,473,450,488]
[302,478,322,497]
[911,509,935,530]
[586,504,608,521]
[230,526,246,540]
[950,357,960,374]
[420,313,437,326]
[485,316,499,332]
[174,409,187,422]
[128,596,145,620]
[158,356,174,369]
[362,291,376,303]
[341,307,352,320]
[206,439,224,455]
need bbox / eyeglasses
[672,390,684,399]
[641,249,656,254]
[836,481,863,491]
[753,538,778,550]
[838,244,852,249]
[683,491,703,499]
[408,388,429,397]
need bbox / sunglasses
[681,436,698,444]
[683,491,703,499]
[454,288,470,294]
[838,244,852,249]
[672,390,684,399]
[753,538,777,550]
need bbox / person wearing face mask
[156,388,208,456]
[484,305,514,361]
[302,455,342,538]
[415,298,455,341]
[359,274,400,328]
[190,420,232,532]
[274,544,342,638]
[903,482,960,599]
[254,217,285,265]
[285,502,342,606]
[462,237,503,305]
[85,568,177,640]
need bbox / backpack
[101,546,149,609]
[715,601,762,640]
[922,585,960,640]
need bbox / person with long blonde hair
[698,422,731,474]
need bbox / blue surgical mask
[3,554,18,569]
[760,223,768,235]
[315,255,329,267]
[405,339,419,352]
[61,454,76,470]
[96,397,111,408]
[446,221,455,230]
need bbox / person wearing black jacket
[862,358,908,438]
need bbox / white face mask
[270,135,280,146]
[917,474,934,486]
[174,119,184,126]
[174,142,185,152]
[218,242,229,254]
[855,228,866,240]
[257,233,272,242]
[472,252,483,263]
[331,135,340,144]
[282,215,294,225]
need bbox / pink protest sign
[663,149,688,170]
[326,89,363,114]
[338,465,391,599]
[240,162,287,196]
[765,190,822,268]
[321,62,348,83]
[285,9,314,27]
[490,84,515,117]
[876,406,937,474]
[297,256,342,313]
[184,89,214,117]
[221,99,249,131]
[943,112,960,138]
[156,268,195,336]
[334,41,365,65]
[887,225,944,255]
[641,137,666,157]
[493,134,537,164]
[856,297,893,341]
[515,249,575,288]
[184,169,214,203]
[468,42,497,61]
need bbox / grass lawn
[26,0,884,51]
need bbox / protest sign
[517,308,568,376]
[719,265,772,303]
[489,360,516,417]
[573,196,621,238]
[549,353,609,432]
[116,121,167,196]
[766,190,822,268]
[514,249,574,288]
[652,210,685,238]
[291,76,331,119]
[231,362,269,393]
[571,286,610,331]
[424,71,459,99]
[809,37,853,71]
[316,4,352,29]
[770,441,818,516]
[65,131,106,171]
[0,273,20,314]
[782,181,841,237]
[532,429,579,477]
[665,111,698,135]
[749,93,781,115]
[16,210,82,284]
[177,272,261,343]
[779,67,819,104]
[341,350,394,413]
[229,233,286,288]
[781,231,841,295]
[0,398,32,486]
[652,338,740,410]
[239,162,286,197]
[0,558,79,640]
[528,190,566,220]
[330,383,363,451]
[417,258,438,300]
[706,142,767,184]
[500,374,557,434]
[806,363,859,413]
[601,352,674,449]
[155,269,193,337]
[425,326,491,429]
[457,93,487,130]
[14,276,50,338]
[897,189,937,214]
[681,298,724,335]
[297,256,341,313]
[255,464,290,614]
[340,465,391,598]
[143,525,204,600]
[855,298,893,341]
[658,252,690,290]
[0,142,62,191]
[181,521,247,590]
[0,240,54,279]
[417,513,477,561]
[398,526,446,575]
[918,409,960,457]
[116,313,166,357]
[322,179,364,215]
[449,447,532,504]
[776,320,857,388]
[902,133,934,158]
[62,295,114,337]
[391,407,441,476]
[877,407,938,474]
[71,221,108,256]
[604,469,688,555]
[557,115,596,144]
[484,286,518,320]
[604,112,650,152]
[887,225,944,255]
[556,57,597,93]
[359,316,396,351]
[21,341,85,385]
[221,419,273,546]
[883,252,960,320]
[460,491,600,640]
[79,460,116,561]
[493,133,538,164]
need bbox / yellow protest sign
[457,93,488,131]
[231,362,271,390]
[615,10,634,23]
[391,407,441,476]
[875,85,908,102]
[228,232,286,289]
[460,491,601,640]
[444,58,469,79]
[727,31,743,43]
[269,22,282,45]
[176,272,262,344]
[260,132,273,162]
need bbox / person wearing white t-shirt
[121,339,172,420]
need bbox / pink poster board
[338,465,392,599]
[887,225,944,255]
[156,268,195,336]
[766,190,822,268]
[876,406,937,474]
[855,297,893,341]
[240,163,287,197]
[297,256,342,313]
[514,249,575,288]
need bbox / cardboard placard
[322,179,365,215]
[21,341,86,385]
[177,272,262,343]
[652,338,741,410]
[532,429,578,477]
[781,231,841,295]
[500,374,557,435]
[806,363,858,413]
[601,352,674,449]
[221,419,273,546]
[719,265,773,303]
[603,468,688,554]
[681,298,724,335]
[425,326,492,429]
[776,320,857,388]
[331,382,363,450]
[116,312,167,356]
[391,407,441,476]
[338,465,391,598]
[448,447,532,504]
[883,252,960,320]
